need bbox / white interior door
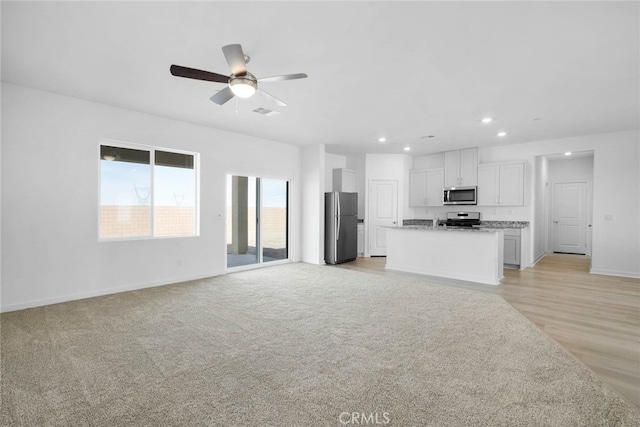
[553,182,587,254]
[369,180,398,256]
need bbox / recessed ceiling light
[497,132,507,137]
[564,152,572,156]
[404,146,411,151]
[378,137,386,143]
[481,117,493,124]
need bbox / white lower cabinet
[357,223,364,256]
[503,229,521,267]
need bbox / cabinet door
[459,148,478,186]
[333,168,356,192]
[477,165,500,206]
[503,235,520,265]
[499,163,524,206]
[357,224,364,256]
[342,170,356,192]
[425,168,444,206]
[409,170,428,207]
[444,150,460,187]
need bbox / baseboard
[589,268,640,279]
[0,272,222,313]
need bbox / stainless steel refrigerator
[325,192,358,264]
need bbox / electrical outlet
[605,214,614,221]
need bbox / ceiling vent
[252,107,281,117]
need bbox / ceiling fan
[170,44,307,107]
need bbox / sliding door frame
[225,172,292,272]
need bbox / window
[226,175,289,268]
[99,142,198,239]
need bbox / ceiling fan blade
[258,73,308,83]
[222,44,247,76]
[258,89,287,107]
[170,65,229,83]
[210,87,235,105]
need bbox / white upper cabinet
[409,168,444,207]
[477,162,524,206]
[499,163,525,206]
[332,168,356,192]
[477,165,500,205]
[444,148,478,187]
[409,170,428,207]
[425,168,444,206]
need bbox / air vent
[252,107,281,117]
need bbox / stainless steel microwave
[443,186,477,205]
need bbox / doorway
[552,182,588,254]
[368,180,398,256]
[539,152,593,258]
[226,175,289,269]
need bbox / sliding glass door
[261,179,288,263]
[226,175,289,269]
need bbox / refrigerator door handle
[336,215,341,240]
[336,192,341,217]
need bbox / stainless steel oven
[443,186,477,205]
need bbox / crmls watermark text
[339,412,391,425]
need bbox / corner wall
[1,83,303,311]
[301,144,325,264]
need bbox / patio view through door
[226,175,289,268]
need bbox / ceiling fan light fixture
[229,73,257,98]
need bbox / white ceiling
[2,1,638,156]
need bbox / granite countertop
[394,225,501,233]
[402,219,529,229]
[473,221,529,229]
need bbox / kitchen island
[385,226,505,285]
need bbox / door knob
[554,221,559,224]
[393,221,397,225]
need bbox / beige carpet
[2,263,639,426]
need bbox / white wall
[533,155,549,261]
[301,144,325,265]
[1,83,303,311]
[590,136,639,277]
[0,81,2,311]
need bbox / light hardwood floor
[336,254,640,410]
